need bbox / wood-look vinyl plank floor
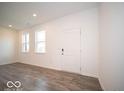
[0,63,102,91]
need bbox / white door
[59,28,81,74]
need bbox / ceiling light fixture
[9,25,12,28]
[33,13,37,17]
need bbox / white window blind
[22,32,29,52]
[35,31,46,53]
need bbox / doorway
[58,28,81,74]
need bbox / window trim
[21,32,29,53]
[35,30,46,54]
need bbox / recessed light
[33,13,37,17]
[9,25,12,27]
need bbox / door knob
[62,48,64,52]
[62,48,64,55]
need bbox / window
[35,31,46,53]
[22,32,29,52]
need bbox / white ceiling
[0,2,99,31]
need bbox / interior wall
[18,7,99,78]
[99,3,124,90]
[1,3,124,90]
[0,27,18,65]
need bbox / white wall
[99,3,124,90]
[1,3,124,90]
[0,27,18,65]
[18,7,99,78]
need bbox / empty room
[0,1,124,91]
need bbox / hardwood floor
[0,63,102,91]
